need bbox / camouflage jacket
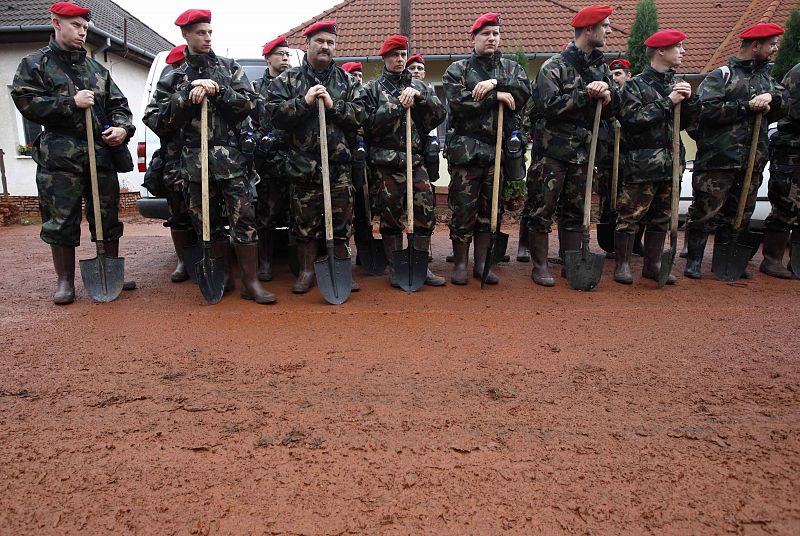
[443,51,530,166]
[363,68,446,169]
[143,49,253,182]
[770,63,800,166]
[693,56,786,172]
[252,70,291,178]
[619,66,701,183]
[535,43,621,165]
[11,38,134,174]
[267,57,368,182]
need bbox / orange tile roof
[283,0,796,73]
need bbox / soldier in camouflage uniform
[684,22,786,279]
[443,12,530,285]
[524,5,620,287]
[144,9,275,304]
[267,20,368,294]
[252,36,291,282]
[363,35,446,288]
[615,30,700,285]
[760,62,800,278]
[11,2,136,305]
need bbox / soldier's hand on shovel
[398,87,421,108]
[586,81,611,106]
[74,89,94,109]
[191,79,219,95]
[749,93,772,113]
[496,92,516,111]
[189,86,208,104]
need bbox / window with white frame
[14,105,42,156]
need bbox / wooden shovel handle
[200,99,210,242]
[582,100,603,228]
[611,122,620,210]
[319,99,334,242]
[85,108,103,242]
[669,102,681,234]
[406,107,413,233]
[735,112,763,230]
[490,103,504,232]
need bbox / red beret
[166,45,186,66]
[571,5,613,28]
[470,13,501,34]
[644,30,686,48]
[378,34,408,57]
[608,58,631,70]
[50,2,90,19]
[739,22,784,40]
[174,9,211,27]
[407,54,425,66]
[262,36,289,57]
[303,20,336,37]
[341,62,363,73]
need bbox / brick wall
[0,192,142,226]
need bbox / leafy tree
[626,0,659,75]
[773,9,800,81]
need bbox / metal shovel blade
[712,229,762,282]
[490,231,510,264]
[80,253,124,303]
[315,241,352,305]
[355,232,387,276]
[393,235,428,292]
[596,216,615,254]
[183,243,202,282]
[195,242,225,304]
[564,232,604,291]
[658,230,678,289]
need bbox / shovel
[564,100,605,291]
[394,107,428,292]
[712,112,764,282]
[314,98,352,304]
[193,99,226,303]
[79,108,124,302]
[481,103,509,288]
[596,122,620,253]
[354,170,387,276]
[658,102,682,288]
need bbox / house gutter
[0,24,156,60]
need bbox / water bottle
[425,135,440,182]
[503,130,526,182]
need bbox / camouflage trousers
[764,163,800,231]
[448,164,502,243]
[187,176,257,244]
[166,180,193,232]
[35,166,123,246]
[615,180,672,234]
[686,169,762,233]
[290,165,354,243]
[255,176,290,232]
[375,164,436,236]
[525,157,587,233]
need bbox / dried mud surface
[0,217,798,535]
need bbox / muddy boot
[791,227,800,277]
[517,223,531,262]
[414,235,445,286]
[683,229,708,279]
[50,245,76,305]
[679,229,689,258]
[759,229,792,279]
[529,231,554,287]
[334,240,359,291]
[613,232,634,284]
[382,234,402,288]
[642,231,676,285]
[558,229,581,277]
[257,230,274,281]
[451,240,470,285]
[472,232,499,284]
[446,250,455,263]
[104,239,136,290]
[169,229,193,283]
[632,226,645,257]
[292,240,317,294]
[236,243,277,304]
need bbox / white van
[135,49,305,219]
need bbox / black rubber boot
[169,229,194,283]
[613,232,634,284]
[558,229,582,277]
[104,239,136,290]
[632,226,645,257]
[51,245,76,305]
[473,232,499,284]
[257,230,274,282]
[683,229,708,279]
[530,231,554,287]
[451,240,470,285]
[292,240,317,294]
[334,240,359,291]
[517,223,530,262]
[236,243,277,304]
[679,229,688,258]
[642,231,676,285]
[382,234,402,288]
[414,235,445,286]
[759,229,792,279]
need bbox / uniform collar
[471,49,502,69]
[49,37,86,64]
[185,49,219,70]
[381,67,411,87]
[730,55,770,73]
[565,42,605,68]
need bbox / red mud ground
[0,217,798,535]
